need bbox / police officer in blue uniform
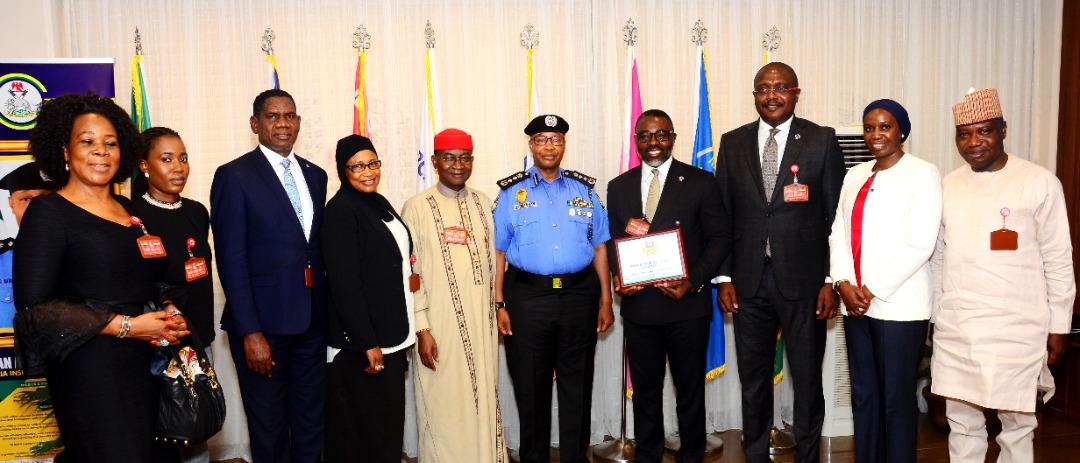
[494,114,613,463]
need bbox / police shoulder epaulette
[497,171,528,190]
[563,170,596,188]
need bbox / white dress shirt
[756,115,794,172]
[639,156,674,217]
[259,145,315,241]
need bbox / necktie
[851,173,877,286]
[281,158,304,226]
[645,168,660,222]
[761,128,780,201]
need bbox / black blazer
[210,148,328,336]
[607,160,731,325]
[715,117,845,300]
[320,188,412,352]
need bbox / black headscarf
[334,134,395,221]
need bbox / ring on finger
[159,338,170,347]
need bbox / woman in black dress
[130,127,216,462]
[321,135,415,462]
[14,93,188,462]
[131,127,214,350]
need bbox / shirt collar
[526,165,563,186]
[642,155,674,181]
[758,115,794,136]
[436,181,468,199]
[259,144,298,168]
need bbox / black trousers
[845,315,928,463]
[503,269,599,463]
[733,264,826,463]
[325,348,407,463]
[228,324,325,463]
[624,316,710,463]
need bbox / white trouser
[946,398,1038,463]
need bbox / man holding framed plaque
[606,109,731,463]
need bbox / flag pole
[592,18,640,463]
[520,23,539,170]
[352,25,372,136]
[591,336,635,462]
[760,23,797,457]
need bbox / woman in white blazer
[828,99,941,463]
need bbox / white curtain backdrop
[51,0,1062,459]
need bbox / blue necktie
[281,158,303,226]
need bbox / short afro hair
[636,109,674,128]
[252,89,296,116]
[29,92,141,186]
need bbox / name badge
[625,217,650,236]
[990,208,1018,251]
[409,273,421,292]
[444,226,468,245]
[183,237,209,282]
[130,216,166,259]
[783,164,809,202]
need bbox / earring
[64,161,69,171]
[143,172,149,178]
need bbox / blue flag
[690,47,725,381]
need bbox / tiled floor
[213,408,1080,462]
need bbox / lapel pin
[678,176,685,182]
[793,134,801,140]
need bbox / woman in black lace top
[14,93,188,462]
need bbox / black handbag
[151,343,226,446]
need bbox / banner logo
[0,74,47,131]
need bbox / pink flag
[620,46,643,173]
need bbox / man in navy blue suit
[211,89,329,463]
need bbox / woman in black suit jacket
[321,134,415,462]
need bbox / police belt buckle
[552,277,563,289]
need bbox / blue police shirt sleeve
[493,188,514,251]
[589,189,611,246]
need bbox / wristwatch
[832,279,850,292]
[494,301,507,310]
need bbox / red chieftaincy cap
[434,128,473,151]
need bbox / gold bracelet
[416,328,431,336]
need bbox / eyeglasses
[635,130,676,143]
[346,159,382,173]
[530,135,565,146]
[437,154,474,165]
[752,86,800,96]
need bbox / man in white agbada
[931,88,1075,462]
[402,128,507,463]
